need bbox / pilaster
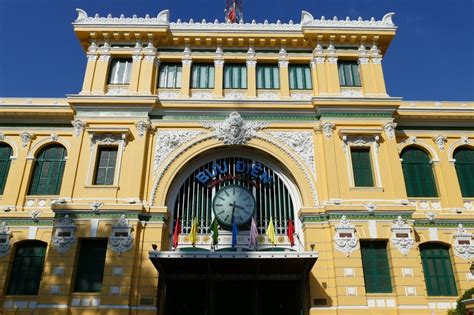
[370,45,387,95]
[314,45,328,95]
[358,45,376,95]
[139,44,159,95]
[91,43,111,94]
[325,45,340,94]
[180,46,192,98]
[246,47,257,98]
[129,43,143,93]
[213,47,224,98]
[278,48,290,98]
[81,43,98,94]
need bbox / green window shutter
[288,65,312,90]
[7,241,47,295]
[338,61,361,87]
[454,147,474,197]
[29,145,66,195]
[256,64,279,89]
[401,148,438,197]
[0,144,12,195]
[360,240,392,293]
[94,146,118,185]
[191,64,215,89]
[351,148,374,187]
[223,64,247,89]
[158,63,183,88]
[420,243,457,296]
[108,58,133,85]
[74,239,108,293]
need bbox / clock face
[212,185,255,226]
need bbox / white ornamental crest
[334,215,359,256]
[0,222,11,257]
[108,215,134,255]
[453,224,474,260]
[52,215,76,255]
[203,112,268,145]
[390,216,414,256]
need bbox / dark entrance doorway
[163,279,303,315]
[150,251,317,315]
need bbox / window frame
[350,147,375,187]
[401,147,439,198]
[191,63,215,89]
[6,241,47,296]
[28,144,67,196]
[360,240,393,293]
[158,63,183,89]
[420,243,458,296]
[256,64,280,90]
[73,238,108,293]
[0,143,13,195]
[108,58,133,85]
[93,146,119,185]
[223,63,247,89]
[288,64,312,90]
[338,61,361,87]
[86,131,128,187]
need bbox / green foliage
[450,287,474,315]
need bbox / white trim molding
[447,136,473,164]
[397,136,440,164]
[0,134,19,160]
[27,135,71,159]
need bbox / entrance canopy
[149,251,317,280]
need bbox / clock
[212,185,255,227]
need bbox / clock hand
[230,204,245,210]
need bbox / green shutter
[223,64,247,89]
[420,243,457,296]
[288,65,312,90]
[0,144,12,195]
[29,145,66,195]
[454,147,474,197]
[360,241,392,293]
[7,241,47,295]
[74,239,108,293]
[351,148,374,187]
[94,147,118,185]
[401,148,438,197]
[256,64,279,89]
[338,61,361,87]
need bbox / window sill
[350,187,384,192]
[84,185,119,189]
[365,293,395,296]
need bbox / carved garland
[390,216,414,256]
[52,215,76,255]
[334,215,359,256]
[452,224,474,260]
[0,222,12,257]
[108,215,134,255]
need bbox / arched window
[0,143,13,195]
[420,243,457,296]
[6,241,47,295]
[454,146,474,197]
[28,145,66,195]
[401,147,438,197]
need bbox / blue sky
[0,0,472,100]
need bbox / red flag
[173,218,181,250]
[287,219,295,247]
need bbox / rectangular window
[158,63,182,89]
[289,65,312,90]
[351,148,374,187]
[73,239,108,293]
[94,146,118,185]
[257,64,280,89]
[361,240,392,293]
[338,61,361,87]
[191,63,215,89]
[224,64,247,89]
[108,58,132,85]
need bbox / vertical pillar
[278,48,290,98]
[383,122,408,200]
[180,46,192,98]
[320,122,341,200]
[139,44,158,95]
[370,45,387,95]
[91,43,111,94]
[246,47,257,98]
[81,43,98,94]
[129,44,143,94]
[314,45,328,95]
[359,45,376,95]
[310,59,320,96]
[213,47,224,98]
[325,45,340,95]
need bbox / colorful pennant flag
[232,216,238,248]
[172,217,181,250]
[190,217,198,246]
[287,219,295,247]
[266,217,276,245]
[210,218,219,246]
[249,217,258,249]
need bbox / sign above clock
[195,160,273,186]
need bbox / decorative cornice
[74,8,170,25]
[301,11,396,29]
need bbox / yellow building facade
[0,8,473,315]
